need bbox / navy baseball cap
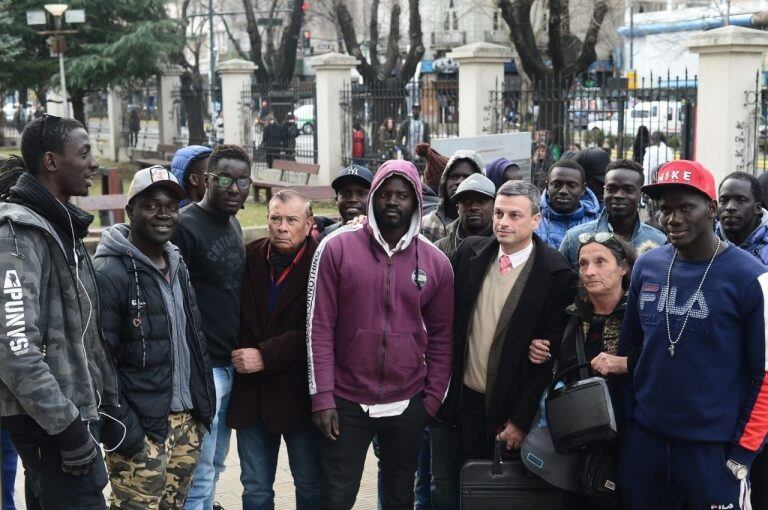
[331,164,374,192]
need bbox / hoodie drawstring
[415,237,422,291]
[127,253,148,368]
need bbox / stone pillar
[448,42,513,138]
[45,89,68,118]
[106,86,122,161]
[218,59,258,146]
[687,26,768,183]
[312,52,359,185]
[158,65,183,147]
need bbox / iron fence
[243,81,318,173]
[748,72,768,174]
[488,71,697,165]
[340,77,460,172]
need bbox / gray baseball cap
[127,165,186,203]
[451,173,496,204]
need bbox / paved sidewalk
[11,436,380,509]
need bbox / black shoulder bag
[545,319,617,454]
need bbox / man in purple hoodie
[307,159,455,510]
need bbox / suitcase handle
[492,439,504,476]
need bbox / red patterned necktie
[499,255,512,276]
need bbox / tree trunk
[533,76,573,150]
[34,87,48,109]
[71,90,86,126]
[181,72,206,145]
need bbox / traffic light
[301,1,309,12]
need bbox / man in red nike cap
[618,160,768,509]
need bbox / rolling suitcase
[460,440,566,509]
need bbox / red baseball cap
[641,160,717,201]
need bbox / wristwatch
[726,459,749,480]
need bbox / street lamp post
[46,4,70,118]
[26,3,84,119]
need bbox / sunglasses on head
[578,231,630,255]
[40,113,62,143]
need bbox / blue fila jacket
[619,243,768,466]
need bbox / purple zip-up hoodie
[306,160,455,417]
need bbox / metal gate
[243,81,318,170]
[339,77,460,172]
[488,71,698,163]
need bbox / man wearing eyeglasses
[173,145,252,510]
[227,190,321,509]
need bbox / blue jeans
[237,420,321,510]
[414,428,432,509]
[184,365,234,510]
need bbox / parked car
[3,103,15,122]
[294,104,315,135]
[587,101,685,136]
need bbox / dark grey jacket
[0,202,119,435]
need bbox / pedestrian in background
[128,109,140,148]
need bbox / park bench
[252,159,333,202]
[130,143,181,169]
[72,168,127,232]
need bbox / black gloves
[56,417,98,475]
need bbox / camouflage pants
[105,411,203,510]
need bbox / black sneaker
[213,504,225,510]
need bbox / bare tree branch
[497,0,549,80]
[397,0,423,83]
[564,0,609,76]
[220,14,248,60]
[369,0,380,69]
[498,0,611,80]
[275,0,306,82]
[333,0,375,83]
[242,0,268,82]
[382,1,401,76]
[264,0,280,74]
[548,0,565,73]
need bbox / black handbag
[579,443,622,506]
[545,319,617,454]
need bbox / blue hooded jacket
[716,209,768,265]
[535,187,602,248]
[170,145,212,206]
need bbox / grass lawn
[1,147,339,228]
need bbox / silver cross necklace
[664,237,721,357]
